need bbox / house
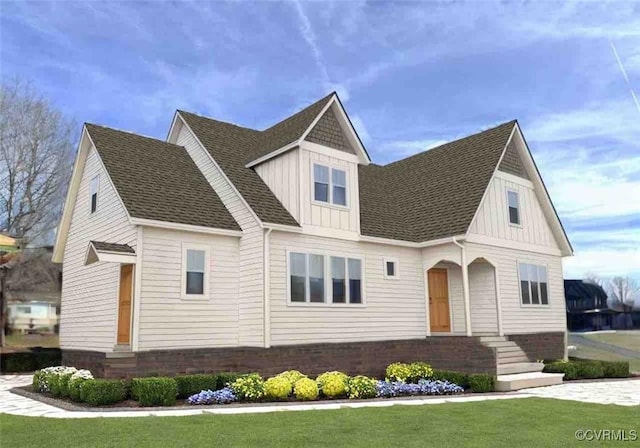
[564,280,616,332]
[7,301,59,334]
[52,92,572,389]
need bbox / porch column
[460,248,472,336]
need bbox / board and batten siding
[174,121,264,346]
[268,231,426,345]
[255,149,300,221]
[467,242,566,334]
[137,227,239,350]
[468,172,559,249]
[60,147,137,352]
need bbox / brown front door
[428,268,451,332]
[117,264,134,345]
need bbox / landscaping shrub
[408,362,434,382]
[174,374,218,399]
[188,387,237,405]
[1,349,61,373]
[347,375,377,399]
[376,379,464,398]
[575,361,604,379]
[32,366,78,394]
[431,370,470,388]
[264,376,293,400]
[468,374,495,393]
[543,361,580,380]
[293,377,319,401]
[216,372,241,389]
[230,373,265,401]
[601,361,629,378]
[49,372,75,397]
[316,371,349,398]
[131,377,178,407]
[276,370,307,385]
[80,379,126,406]
[385,362,412,382]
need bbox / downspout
[452,237,472,336]
[263,227,273,348]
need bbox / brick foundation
[507,332,565,361]
[63,336,497,379]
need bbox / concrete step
[497,352,529,363]
[481,341,518,348]
[495,372,564,391]
[479,336,508,343]
[494,345,524,353]
[497,362,545,375]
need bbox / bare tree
[607,276,638,311]
[0,79,75,346]
[0,79,75,244]
[584,272,605,288]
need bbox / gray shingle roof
[85,124,241,231]
[359,120,516,242]
[90,241,135,254]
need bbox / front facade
[53,93,572,378]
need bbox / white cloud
[350,115,371,143]
[563,247,640,279]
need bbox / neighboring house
[564,280,616,332]
[7,301,59,334]
[0,234,20,254]
[53,92,573,389]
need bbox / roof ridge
[85,123,183,147]
[382,119,517,169]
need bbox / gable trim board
[129,218,243,238]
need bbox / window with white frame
[183,246,209,297]
[290,252,362,304]
[90,175,100,214]
[383,258,398,279]
[313,163,347,206]
[519,262,548,305]
[507,190,520,225]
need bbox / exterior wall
[467,242,566,334]
[137,227,240,350]
[305,106,355,154]
[468,172,559,249]
[175,122,264,347]
[268,231,427,345]
[508,332,565,361]
[300,147,360,234]
[254,148,300,221]
[60,146,137,352]
[468,260,498,334]
[63,337,497,379]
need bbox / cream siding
[468,173,559,249]
[60,147,137,352]
[175,121,264,346]
[468,260,498,334]
[137,227,239,350]
[255,149,300,221]
[269,231,426,344]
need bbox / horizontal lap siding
[137,227,240,350]
[467,242,566,334]
[60,147,137,352]
[176,123,263,346]
[468,261,498,334]
[269,232,426,345]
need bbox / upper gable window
[507,190,520,225]
[90,176,99,214]
[313,163,347,207]
[182,244,209,298]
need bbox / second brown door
[428,268,451,332]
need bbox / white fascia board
[129,217,243,237]
[245,140,300,168]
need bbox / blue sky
[2,1,639,280]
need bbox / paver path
[0,375,638,418]
[569,334,640,359]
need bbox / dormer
[249,94,370,240]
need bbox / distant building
[564,279,617,332]
[7,301,59,334]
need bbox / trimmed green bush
[131,377,178,407]
[230,373,265,401]
[347,375,377,399]
[49,372,74,397]
[469,374,495,393]
[216,372,241,389]
[575,361,604,379]
[601,361,629,378]
[544,361,579,380]
[80,379,126,406]
[174,374,218,398]
[408,362,434,382]
[431,370,470,388]
[0,349,61,373]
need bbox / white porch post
[494,268,504,336]
[461,248,472,336]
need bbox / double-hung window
[183,245,209,298]
[519,262,548,305]
[90,175,99,214]
[507,190,520,225]
[313,163,347,206]
[290,252,362,304]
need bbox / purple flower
[376,379,463,398]
[188,387,237,405]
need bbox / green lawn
[5,333,59,349]
[1,398,637,447]
[583,331,640,353]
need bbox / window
[17,306,31,314]
[289,252,363,304]
[90,176,99,214]
[313,163,348,207]
[519,263,548,305]
[507,190,520,225]
[183,246,208,298]
[383,258,398,279]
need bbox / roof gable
[498,139,529,179]
[304,106,356,154]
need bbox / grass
[4,333,59,349]
[582,331,640,353]
[570,345,640,373]
[569,331,640,373]
[1,398,637,447]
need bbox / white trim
[311,161,350,209]
[84,242,136,265]
[328,96,371,165]
[264,223,302,233]
[516,260,551,308]
[423,269,431,337]
[300,140,360,163]
[383,257,399,280]
[176,113,264,228]
[451,238,472,336]
[114,263,135,347]
[132,226,143,352]
[494,170,534,188]
[506,188,522,227]
[466,234,562,256]
[129,217,243,237]
[245,141,300,168]
[285,247,366,306]
[359,234,468,249]
[263,228,273,348]
[181,243,211,300]
[468,255,503,337]
[426,265,454,335]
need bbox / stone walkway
[0,375,638,418]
